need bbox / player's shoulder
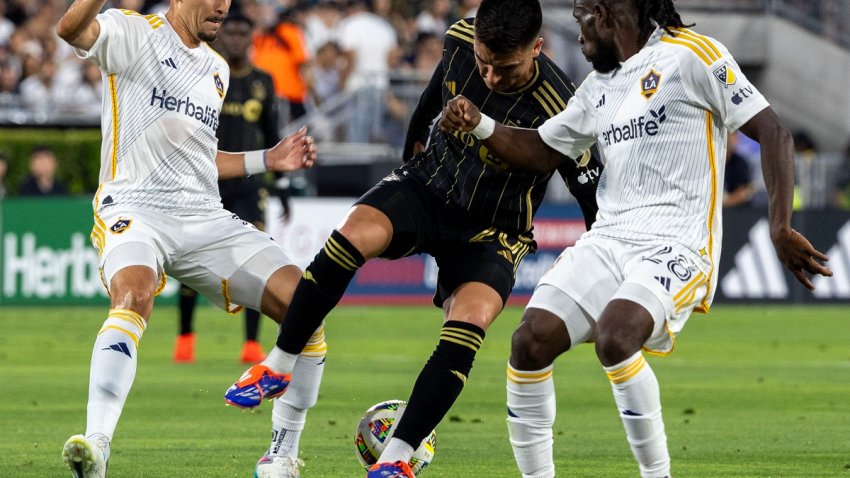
[445,17,475,46]
[658,27,731,68]
[104,8,166,30]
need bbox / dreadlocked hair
[635,0,693,36]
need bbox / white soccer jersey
[76,9,229,216]
[538,26,769,307]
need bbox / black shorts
[355,169,536,307]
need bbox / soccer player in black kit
[226,0,602,476]
[173,12,287,365]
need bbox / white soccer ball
[354,399,437,474]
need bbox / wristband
[470,113,496,140]
[244,149,267,175]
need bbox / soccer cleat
[366,461,415,478]
[241,340,266,364]
[62,434,108,478]
[254,452,304,478]
[225,364,291,408]
[173,333,195,363]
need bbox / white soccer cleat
[254,453,304,478]
[62,434,109,478]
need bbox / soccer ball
[354,400,437,474]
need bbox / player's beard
[589,39,620,73]
[199,30,218,42]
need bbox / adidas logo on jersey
[160,57,177,69]
[602,105,667,147]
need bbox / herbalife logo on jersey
[149,87,219,130]
[602,105,667,147]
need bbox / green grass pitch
[0,305,848,477]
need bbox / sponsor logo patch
[110,218,132,234]
[713,63,737,87]
[641,69,661,99]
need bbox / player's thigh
[352,172,438,259]
[525,284,596,351]
[442,281,505,331]
[618,243,709,354]
[535,237,622,322]
[174,212,295,313]
[96,208,176,311]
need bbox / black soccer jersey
[215,66,279,204]
[403,18,600,234]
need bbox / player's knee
[594,330,638,366]
[510,316,570,370]
[110,288,154,319]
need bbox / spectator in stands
[414,0,452,36]
[0,1,14,47]
[0,58,20,93]
[18,144,68,196]
[253,6,310,122]
[401,31,443,78]
[302,0,344,55]
[308,40,343,107]
[19,57,61,110]
[0,152,8,199]
[60,59,102,112]
[337,0,399,142]
[723,131,756,208]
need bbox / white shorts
[528,236,711,355]
[92,207,294,312]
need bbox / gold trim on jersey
[108,74,118,179]
[144,14,163,29]
[642,323,677,357]
[660,29,721,66]
[155,273,168,297]
[673,272,707,313]
[671,28,722,61]
[91,185,106,256]
[447,21,474,44]
[697,110,719,313]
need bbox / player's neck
[613,25,649,64]
[230,60,250,76]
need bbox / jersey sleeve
[537,77,599,160]
[74,9,151,74]
[677,37,769,131]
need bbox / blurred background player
[172,11,292,365]
[18,144,69,196]
[224,1,601,476]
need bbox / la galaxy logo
[713,63,737,87]
[110,218,132,234]
[213,71,224,99]
[640,69,661,100]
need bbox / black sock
[178,284,197,335]
[276,230,365,353]
[244,308,261,341]
[393,321,485,447]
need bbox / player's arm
[402,61,445,160]
[216,127,316,180]
[438,95,565,173]
[738,109,832,288]
[57,0,105,50]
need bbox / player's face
[179,0,230,43]
[216,21,253,60]
[473,38,543,92]
[573,1,619,73]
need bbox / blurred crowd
[0,0,477,119]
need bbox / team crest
[213,71,224,99]
[712,63,737,87]
[110,218,132,234]
[640,69,661,99]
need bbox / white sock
[269,324,326,458]
[604,352,670,478]
[262,345,299,374]
[379,438,414,464]
[506,364,556,478]
[85,309,146,446]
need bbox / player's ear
[531,37,544,57]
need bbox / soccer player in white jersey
[56,0,320,477]
[440,0,833,476]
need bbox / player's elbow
[56,18,77,43]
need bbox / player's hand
[266,126,317,172]
[438,95,481,133]
[771,227,832,290]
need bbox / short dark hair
[475,0,542,55]
[30,144,54,157]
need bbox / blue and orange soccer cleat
[366,461,415,478]
[225,364,291,409]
